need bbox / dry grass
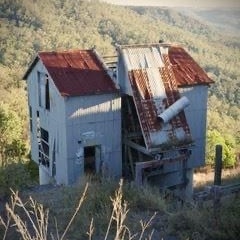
[1,175,240,240]
[194,166,240,190]
[168,195,240,240]
[0,179,163,240]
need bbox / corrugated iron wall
[65,93,122,183]
[26,60,69,185]
[179,85,208,168]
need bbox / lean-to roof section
[120,44,211,150]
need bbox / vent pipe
[158,96,190,124]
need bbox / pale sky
[102,0,240,8]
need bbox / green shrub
[168,197,240,240]
[0,162,35,197]
[206,130,236,168]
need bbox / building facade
[24,43,213,198]
[24,50,122,185]
[117,44,213,197]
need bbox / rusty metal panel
[169,46,214,86]
[120,44,199,149]
[24,50,118,97]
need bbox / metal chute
[158,96,190,124]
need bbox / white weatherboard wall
[65,93,122,184]
[26,60,68,185]
[179,85,209,168]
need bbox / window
[38,127,50,168]
[37,72,50,110]
[38,72,44,107]
[45,76,50,110]
[29,106,32,132]
[40,128,49,142]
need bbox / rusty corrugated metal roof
[119,44,198,149]
[24,50,118,96]
[169,46,214,86]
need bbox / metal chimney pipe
[158,96,190,124]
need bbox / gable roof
[23,49,118,97]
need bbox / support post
[214,144,222,186]
[213,145,222,221]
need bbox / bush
[0,162,35,197]
[206,130,236,168]
[168,197,240,240]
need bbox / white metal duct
[158,96,190,124]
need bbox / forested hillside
[191,8,240,36]
[0,0,239,168]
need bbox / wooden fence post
[214,144,222,186]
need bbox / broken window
[40,128,49,142]
[37,72,50,110]
[45,76,50,110]
[29,106,32,132]
[39,127,50,168]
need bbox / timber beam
[123,138,152,156]
[135,154,187,186]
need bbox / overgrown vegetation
[1,179,240,240]
[0,179,164,239]
[0,160,38,197]
[168,197,240,240]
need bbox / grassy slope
[1,177,240,240]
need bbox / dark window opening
[40,128,49,142]
[84,146,96,174]
[29,106,32,132]
[45,75,50,110]
[37,72,50,110]
[41,141,49,155]
[37,72,42,107]
[38,127,49,168]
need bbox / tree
[0,102,26,166]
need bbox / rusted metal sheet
[128,69,161,147]
[160,53,191,139]
[169,46,214,86]
[121,44,197,149]
[24,50,118,97]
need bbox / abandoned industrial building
[23,43,214,197]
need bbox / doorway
[84,146,101,174]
